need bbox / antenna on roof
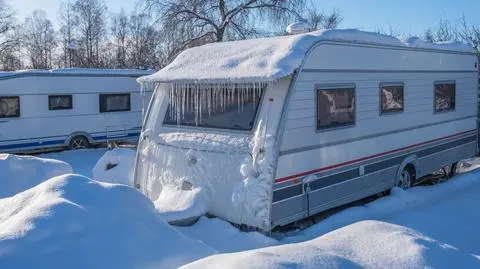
[286,22,311,35]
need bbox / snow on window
[381,84,404,114]
[0,96,20,118]
[163,85,264,131]
[48,95,73,110]
[99,93,131,113]
[317,87,355,130]
[435,83,456,113]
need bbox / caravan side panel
[271,43,478,227]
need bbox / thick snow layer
[184,171,480,268]
[139,29,475,84]
[0,154,72,198]
[0,174,214,269]
[92,148,136,186]
[0,68,154,79]
[183,220,480,269]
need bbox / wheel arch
[395,154,418,184]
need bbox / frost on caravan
[134,29,478,231]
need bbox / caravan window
[164,86,264,131]
[49,95,73,110]
[380,84,404,114]
[316,87,355,130]
[0,96,20,118]
[434,83,455,113]
[99,93,131,112]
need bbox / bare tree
[146,0,306,62]
[111,9,129,68]
[128,12,159,68]
[21,10,57,69]
[58,2,78,67]
[0,0,15,54]
[423,16,479,55]
[73,0,108,67]
[303,1,342,31]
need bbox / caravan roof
[0,68,154,80]
[139,29,476,85]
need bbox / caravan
[0,68,154,153]
[134,29,478,231]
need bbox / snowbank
[139,29,475,84]
[0,174,214,269]
[0,154,72,198]
[183,220,480,269]
[92,148,136,186]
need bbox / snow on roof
[139,29,476,84]
[0,68,154,79]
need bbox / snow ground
[2,149,480,268]
[40,148,107,178]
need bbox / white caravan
[134,29,479,231]
[0,68,154,153]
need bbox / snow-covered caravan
[134,29,479,231]
[0,68,154,153]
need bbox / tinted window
[49,95,73,110]
[164,87,263,131]
[317,87,355,130]
[381,84,404,114]
[435,83,455,112]
[0,96,20,118]
[99,93,131,112]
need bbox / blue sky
[9,0,480,36]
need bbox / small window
[0,96,20,118]
[380,84,404,114]
[316,87,355,130]
[49,95,73,110]
[99,93,131,112]
[434,83,455,113]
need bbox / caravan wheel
[68,135,89,150]
[396,165,415,190]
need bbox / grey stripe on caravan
[301,69,478,74]
[279,115,477,157]
[272,135,477,203]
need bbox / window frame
[379,82,405,115]
[0,96,20,118]
[99,93,131,113]
[48,94,73,111]
[162,86,266,133]
[315,83,356,132]
[433,81,456,114]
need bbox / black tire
[448,162,458,178]
[396,164,415,190]
[68,135,89,150]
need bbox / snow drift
[92,147,136,186]
[0,174,214,269]
[0,154,72,198]
[182,220,480,269]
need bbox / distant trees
[21,10,57,69]
[145,0,343,63]
[424,16,480,54]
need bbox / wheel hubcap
[399,170,411,189]
[72,138,86,149]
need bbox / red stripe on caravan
[274,129,476,184]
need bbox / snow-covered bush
[0,154,72,198]
[0,174,214,269]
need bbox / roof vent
[286,22,311,35]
